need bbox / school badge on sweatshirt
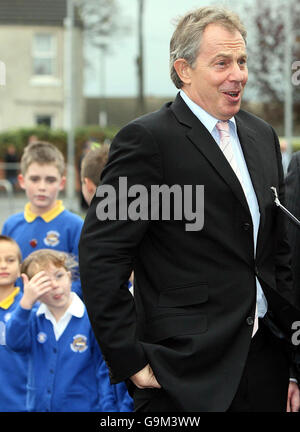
[70,334,88,353]
[43,231,60,247]
[37,332,47,344]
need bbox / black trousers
[133,322,290,412]
[227,320,290,412]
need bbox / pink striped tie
[216,121,243,187]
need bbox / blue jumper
[2,201,83,297]
[6,300,117,412]
[0,289,27,411]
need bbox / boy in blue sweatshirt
[0,235,27,411]
[2,141,83,297]
[6,249,117,412]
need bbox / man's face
[180,23,248,120]
[18,163,66,214]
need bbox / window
[36,115,52,128]
[32,34,56,76]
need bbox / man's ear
[173,58,192,85]
[17,173,25,190]
[59,176,66,191]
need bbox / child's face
[38,263,72,314]
[18,163,66,214]
[0,241,20,289]
[81,177,96,206]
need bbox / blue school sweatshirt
[2,201,83,297]
[0,288,27,411]
[5,295,116,412]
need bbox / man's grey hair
[170,6,247,89]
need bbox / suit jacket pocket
[145,313,207,343]
[159,282,208,307]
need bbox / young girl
[6,249,117,412]
[0,235,27,411]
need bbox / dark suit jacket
[79,93,300,412]
[285,151,300,307]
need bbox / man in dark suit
[79,7,300,412]
[285,152,300,307]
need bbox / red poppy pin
[29,239,37,248]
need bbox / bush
[0,125,119,161]
[292,138,300,152]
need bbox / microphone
[271,187,300,227]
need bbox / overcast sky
[84,0,241,98]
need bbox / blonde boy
[0,235,27,411]
[2,141,83,297]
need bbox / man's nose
[228,62,246,82]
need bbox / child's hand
[20,271,52,310]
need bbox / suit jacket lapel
[171,94,250,213]
[235,115,266,251]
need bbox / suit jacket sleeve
[79,121,163,383]
[285,152,300,305]
[273,130,293,296]
[265,131,300,338]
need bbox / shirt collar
[0,287,20,310]
[36,292,84,320]
[179,89,237,134]
[24,200,65,223]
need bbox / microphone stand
[271,187,300,227]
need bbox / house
[0,0,84,131]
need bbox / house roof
[0,0,82,27]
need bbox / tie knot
[216,120,229,133]
[216,121,230,141]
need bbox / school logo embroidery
[37,332,47,344]
[70,334,88,353]
[4,312,11,322]
[43,231,60,247]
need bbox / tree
[238,0,300,103]
[78,0,129,49]
[78,0,131,125]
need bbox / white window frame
[32,33,56,78]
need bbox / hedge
[0,125,119,160]
[0,126,300,160]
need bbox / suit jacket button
[246,316,254,326]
